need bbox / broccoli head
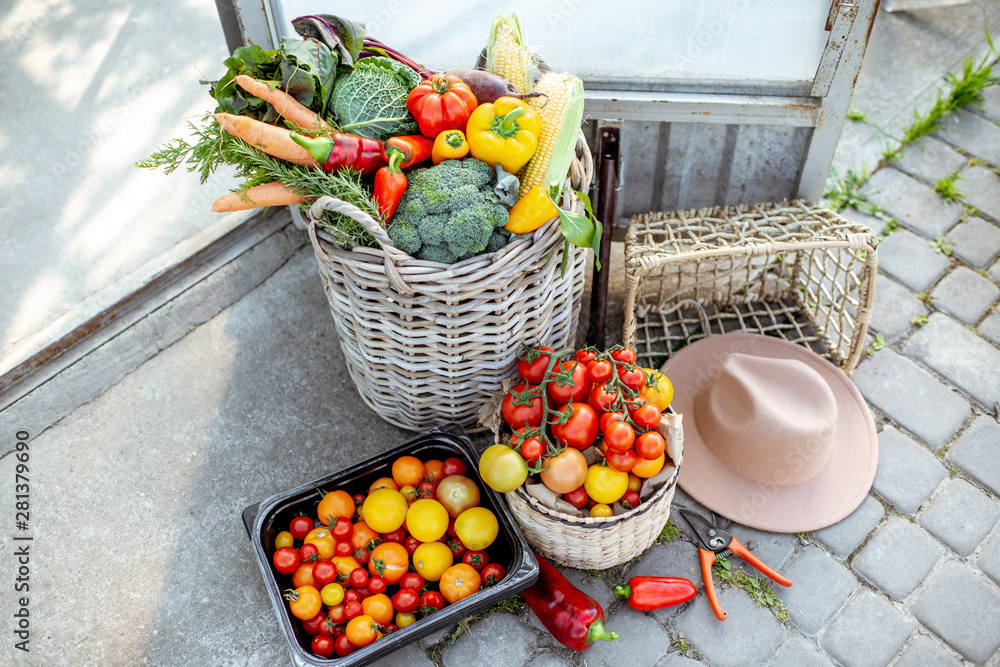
[385,158,514,264]
[486,228,512,254]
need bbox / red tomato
[441,457,467,477]
[420,590,445,613]
[604,421,636,453]
[400,572,425,592]
[416,480,437,498]
[618,366,647,392]
[344,600,363,620]
[299,543,320,562]
[334,541,353,557]
[481,562,506,586]
[463,550,489,571]
[605,447,639,473]
[343,589,361,605]
[348,567,368,590]
[392,587,421,613]
[632,403,662,431]
[272,547,301,575]
[517,435,545,461]
[334,633,355,657]
[367,575,387,595]
[547,361,592,405]
[622,490,641,509]
[586,359,613,384]
[575,349,596,365]
[636,430,666,460]
[551,403,599,450]
[611,348,636,364]
[289,516,315,541]
[589,383,620,413]
[331,516,354,540]
[563,486,589,509]
[312,560,338,587]
[311,633,336,657]
[403,536,420,556]
[517,345,555,384]
[302,610,329,636]
[626,395,648,418]
[381,528,407,544]
[600,411,626,434]
[447,536,467,559]
[502,383,545,429]
[328,604,347,625]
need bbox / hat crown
[694,353,837,487]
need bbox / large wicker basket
[305,135,593,432]
[503,411,683,570]
[623,200,878,374]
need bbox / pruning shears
[678,508,792,621]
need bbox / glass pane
[269,0,830,85]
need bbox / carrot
[235,75,333,132]
[213,113,318,167]
[211,181,302,212]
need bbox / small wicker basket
[623,200,879,374]
[495,409,683,570]
[305,134,593,432]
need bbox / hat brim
[661,334,877,533]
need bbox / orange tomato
[316,490,355,525]
[439,563,482,604]
[369,477,399,493]
[368,542,409,584]
[346,614,382,648]
[303,527,336,561]
[392,456,426,487]
[330,556,362,578]
[285,585,321,620]
[361,593,394,625]
[350,522,381,552]
[424,460,445,484]
[631,453,665,478]
[291,562,315,588]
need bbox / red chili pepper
[521,556,618,651]
[614,576,697,611]
[382,135,434,169]
[289,131,386,175]
[372,149,407,222]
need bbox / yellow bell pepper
[431,129,469,164]
[466,97,540,174]
[505,184,559,234]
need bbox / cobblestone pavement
[404,92,1000,667]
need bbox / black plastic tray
[242,423,538,667]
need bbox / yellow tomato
[454,507,499,551]
[274,531,294,549]
[590,503,613,518]
[320,583,345,606]
[362,488,408,533]
[406,498,450,542]
[400,485,418,504]
[478,444,528,493]
[627,473,642,493]
[631,453,665,479]
[303,527,336,560]
[412,541,454,581]
[641,369,673,410]
[584,465,628,504]
[395,611,417,629]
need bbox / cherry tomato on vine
[502,383,545,429]
[632,403,662,431]
[605,447,639,473]
[589,383,619,413]
[611,348,636,364]
[600,410,626,434]
[311,634,335,657]
[575,349,596,365]
[547,361,592,405]
[586,359,613,384]
[273,547,301,575]
[636,430,667,460]
[551,402,599,450]
[517,435,544,461]
[563,486,589,509]
[626,395,648,419]
[618,366,647,393]
[604,420,636,452]
[481,562,506,587]
[517,345,555,384]
[289,516,314,541]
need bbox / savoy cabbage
[329,56,421,141]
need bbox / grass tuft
[657,518,681,544]
[713,556,790,623]
[933,171,966,203]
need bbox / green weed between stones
[430,595,527,652]
[872,333,886,351]
[930,235,953,255]
[712,556,790,623]
[657,518,680,544]
[910,313,929,326]
[847,108,868,122]
[934,171,966,203]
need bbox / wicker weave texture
[623,200,878,374]
[306,136,593,432]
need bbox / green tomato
[478,444,529,493]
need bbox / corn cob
[485,14,535,95]
[519,73,585,195]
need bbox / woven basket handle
[307,196,415,296]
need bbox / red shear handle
[699,549,727,620]
[729,538,793,588]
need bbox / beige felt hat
[661,333,877,533]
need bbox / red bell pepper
[382,135,434,169]
[614,576,697,610]
[289,131,386,175]
[522,556,618,651]
[372,149,406,222]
